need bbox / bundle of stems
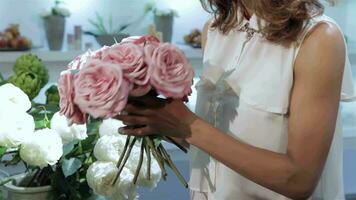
[112,135,188,188]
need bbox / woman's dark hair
[200,0,324,44]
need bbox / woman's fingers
[118,126,155,136]
[122,104,152,116]
[116,114,151,126]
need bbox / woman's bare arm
[186,22,345,199]
[167,21,211,148]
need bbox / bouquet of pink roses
[58,35,194,189]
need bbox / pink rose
[149,43,194,98]
[103,42,153,97]
[130,84,152,97]
[103,43,149,81]
[67,47,109,70]
[58,70,87,124]
[122,35,160,46]
[73,59,130,119]
[92,46,110,59]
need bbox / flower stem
[145,139,151,180]
[145,137,167,180]
[159,144,188,188]
[133,140,145,185]
[112,137,137,185]
[27,169,41,187]
[164,136,188,153]
[115,136,131,169]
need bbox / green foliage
[62,158,82,177]
[13,53,49,88]
[8,72,42,100]
[0,147,7,159]
[45,85,60,105]
[0,72,4,82]
[51,133,99,199]
[88,12,130,35]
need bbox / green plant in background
[13,54,49,88]
[41,0,71,18]
[45,85,60,105]
[0,72,4,83]
[8,72,42,100]
[88,12,130,35]
[6,53,49,100]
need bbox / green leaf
[63,141,78,157]
[35,119,47,129]
[62,158,82,178]
[0,72,4,82]
[80,134,98,152]
[5,153,21,166]
[0,147,7,159]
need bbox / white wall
[0,0,354,50]
[0,0,210,50]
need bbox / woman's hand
[116,96,198,139]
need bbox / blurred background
[0,0,355,199]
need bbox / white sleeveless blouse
[189,14,356,200]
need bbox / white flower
[93,135,162,190]
[136,157,162,190]
[99,118,125,137]
[20,128,63,168]
[0,112,35,148]
[50,112,87,144]
[53,6,71,17]
[0,83,31,113]
[87,161,118,196]
[94,135,127,163]
[87,161,137,198]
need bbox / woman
[117,0,355,199]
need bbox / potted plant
[85,12,130,46]
[41,0,70,51]
[145,1,178,42]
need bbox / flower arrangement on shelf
[40,0,71,18]
[144,1,179,17]
[58,35,194,198]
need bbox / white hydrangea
[99,118,125,137]
[0,112,35,148]
[86,161,138,199]
[0,83,31,113]
[50,112,87,144]
[94,135,127,163]
[20,128,63,168]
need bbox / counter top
[0,45,203,63]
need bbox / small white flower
[136,157,162,190]
[50,112,87,144]
[53,7,71,17]
[0,112,35,148]
[0,83,31,113]
[94,135,127,163]
[20,128,63,168]
[87,161,137,198]
[93,135,162,190]
[99,118,125,137]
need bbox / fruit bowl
[0,47,30,51]
[0,24,32,51]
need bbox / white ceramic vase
[2,173,52,200]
